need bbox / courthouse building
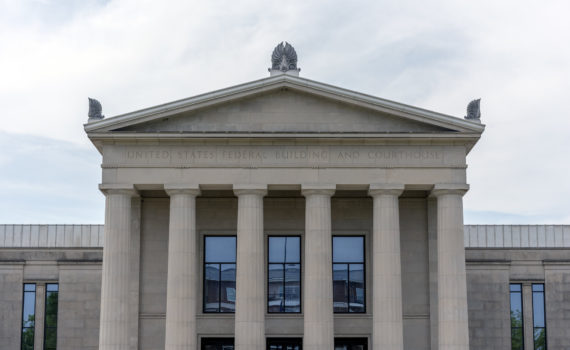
[0,43,569,350]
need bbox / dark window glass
[333,264,348,312]
[268,236,301,313]
[44,283,58,350]
[349,264,365,312]
[267,337,303,350]
[510,283,524,350]
[532,284,546,350]
[334,337,368,350]
[333,236,365,313]
[21,283,36,350]
[204,236,236,313]
[220,264,236,312]
[201,338,234,350]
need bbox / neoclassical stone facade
[80,61,487,350]
[1,54,569,350]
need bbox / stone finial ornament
[269,42,300,76]
[88,98,104,122]
[465,98,481,121]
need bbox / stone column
[432,184,470,350]
[98,184,137,350]
[369,184,405,350]
[164,185,201,350]
[234,185,267,350]
[302,184,336,350]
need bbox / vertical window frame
[203,235,237,313]
[267,235,302,314]
[332,235,366,314]
[43,283,58,350]
[531,283,547,350]
[510,283,524,350]
[21,283,36,350]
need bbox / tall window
[332,236,365,313]
[21,284,36,350]
[510,283,524,350]
[204,236,236,313]
[267,337,302,350]
[201,338,234,350]
[44,284,59,350]
[532,284,546,350]
[268,236,301,313]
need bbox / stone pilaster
[522,283,534,349]
[234,185,267,350]
[98,184,138,350]
[369,184,405,350]
[301,184,336,350]
[431,184,470,350]
[164,185,201,350]
[33,283,45,350]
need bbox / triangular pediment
[114,89,453,134]
[85,74,484,137]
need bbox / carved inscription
[108,146,454,168]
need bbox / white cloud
[0,0,569,223]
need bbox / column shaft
[434,185,470,350]
[234,186,267,350]
[164,186,200,350]
[302,186,335,350]
[369,185,404,350]
[99,187,136,350]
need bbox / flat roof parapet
[0,224,568,249]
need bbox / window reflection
[510,284,523,350]
[333,236,365,313]
[334,338,367,350]
[201,338,234,350]
[268,237,301,313]
[267,337,302,350]
[21,283,36,350]
[532,284,546,350]
[44,283,59,350]
[204,237,236,313]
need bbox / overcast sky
[1,0,569,224]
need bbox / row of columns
[98,183,469,350]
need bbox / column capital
[301,184,336,197]
[164,184,201,197]
[233,184,267,197]
[430,183,469,197]
[99,184,138,196]
[368,183,405,197]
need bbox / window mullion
[346,264,350,312]
[282,263,286,312]
[218,264,222,312]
